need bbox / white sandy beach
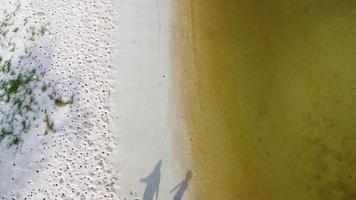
[0,0,192,199]
[0,0,118,199]
[111,0,192,199]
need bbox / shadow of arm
[170,181,183,193]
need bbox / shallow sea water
[175,0,356,199]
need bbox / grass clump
[9,136,21,147]
[44,114,54,135]
[0,130,12,141]
[54,95,73,107]
[0,5,73,147]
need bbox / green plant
[44,114,54,135]
[0,5,74,147]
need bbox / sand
[0,0,118,199]
[0,0,192,199]
[111,0,193,199]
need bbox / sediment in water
[173,1,356,199]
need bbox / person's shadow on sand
[170,170,193,200]
[140,160,162,200]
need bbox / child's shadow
[170,170,193,200]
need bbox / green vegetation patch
[0,5,74,147]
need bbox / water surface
[175,0,356,199]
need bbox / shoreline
[172,0,248,199]
[170,0,197,199]
[111,0,193,199]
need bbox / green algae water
[174,0,356,199]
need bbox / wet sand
[173,0,356,199]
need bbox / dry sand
[111,0,193,199]
[0,0,192,199]
[0,0,118,199]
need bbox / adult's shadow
[170,170,193,200]
[140,160,162,200]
